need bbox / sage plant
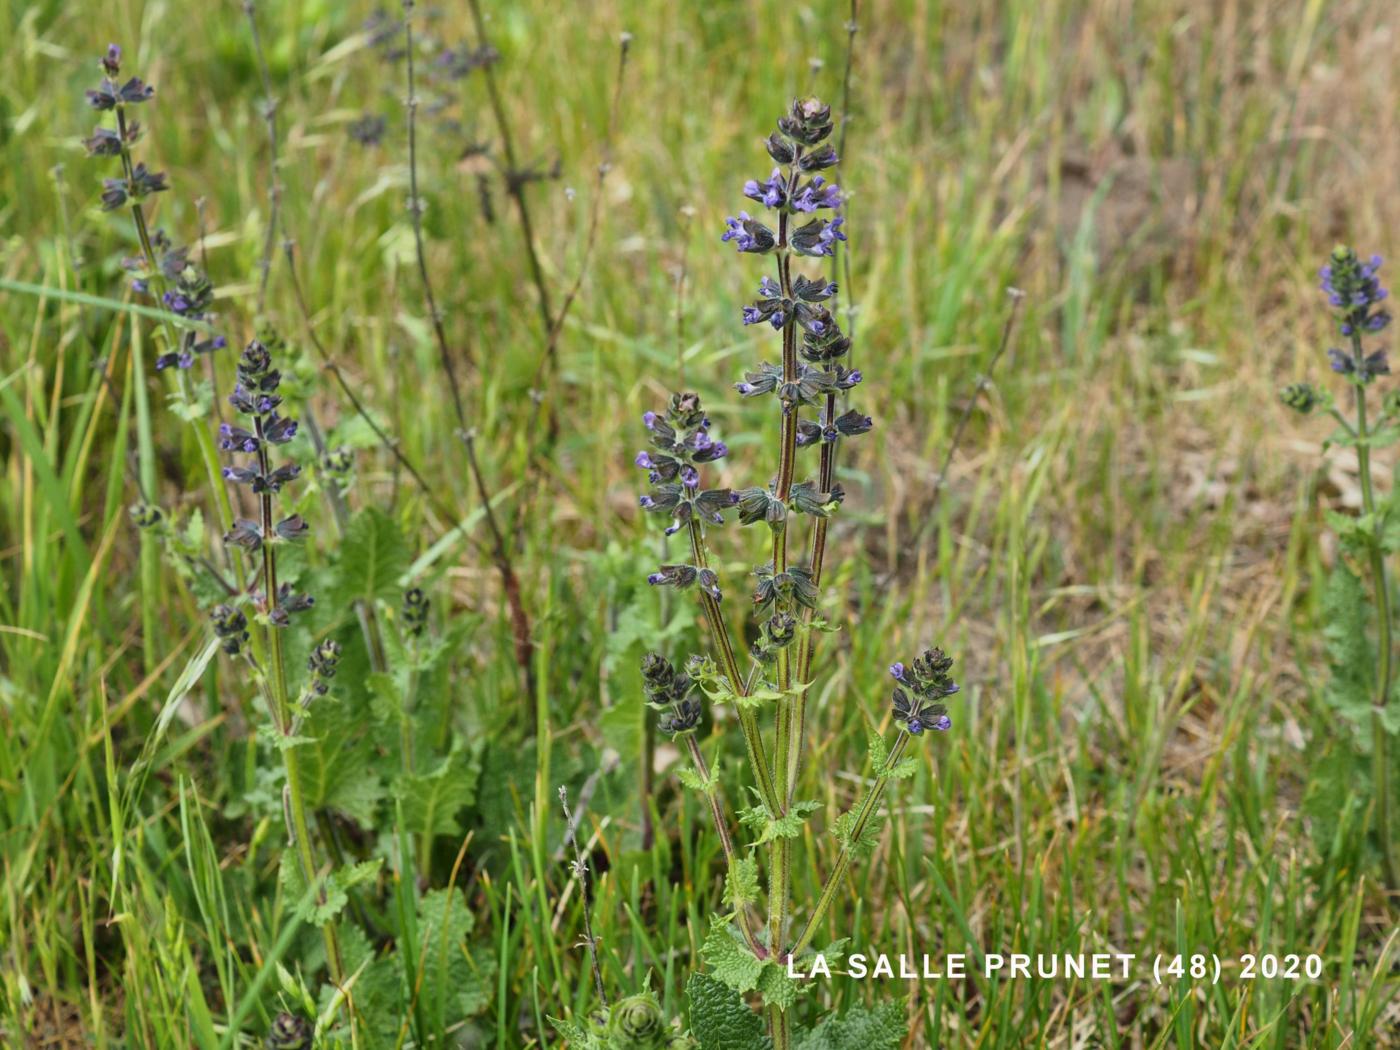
[637,98,953,1045]
[1281,246,1398,889]
[217,338,344,980]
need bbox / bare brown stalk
[467,0,555,348]
[402,0,536,702]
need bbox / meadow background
[2,0,1399,1045]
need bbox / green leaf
[1321,564,1375,739]
[336,923,404,1040]
[867,726,888,769]
[886,756,919,780]
[296,693,384,826]
[793,1001,908,1050]
[393,746,482,839]
[739,799,822,845]
[414,888,493,1027]
[831,810,884,860]
[755,962,804,1011]
[366,670,404,724]
[332,507,411,608]
[701,924,766,995]
[278,856,381,926]
[549,1015,601,1048]
[677,764,719,795]
[1326,507,1376,541]
[687,972,770,1050]
[724,855,760,909]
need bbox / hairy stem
[686,520,780,816]
[254,418,342,982]
[683,735,763,956]
[768,152,804,1049]
[1351,330,1399,891]
[789,731,909,957]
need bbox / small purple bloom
[635,451,654,469]
[742,168,786,209]
[721,212,776,253]
[643,411,658,429]
[889,662,905,680]
[791,177,841,213]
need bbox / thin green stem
[789,731,910,957]
[686,520,780,816]
[767,152,803,1050]
[1351,331,1399,891]
[254,418,342,981]
[683,735,763,957]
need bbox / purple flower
[224,519,263,551]
[889,648,959,740]
[791,176,841,213]
[218,424,259,453]
[275,515,309,541]
[742,168,787,209]
[83,127,123,156]
[791,216,845,257]
[721,212,776,254]
[1322,247,1391,336]
[643,411,658,429]
[264,415,299,445]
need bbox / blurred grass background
[2,0,1399,1044]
